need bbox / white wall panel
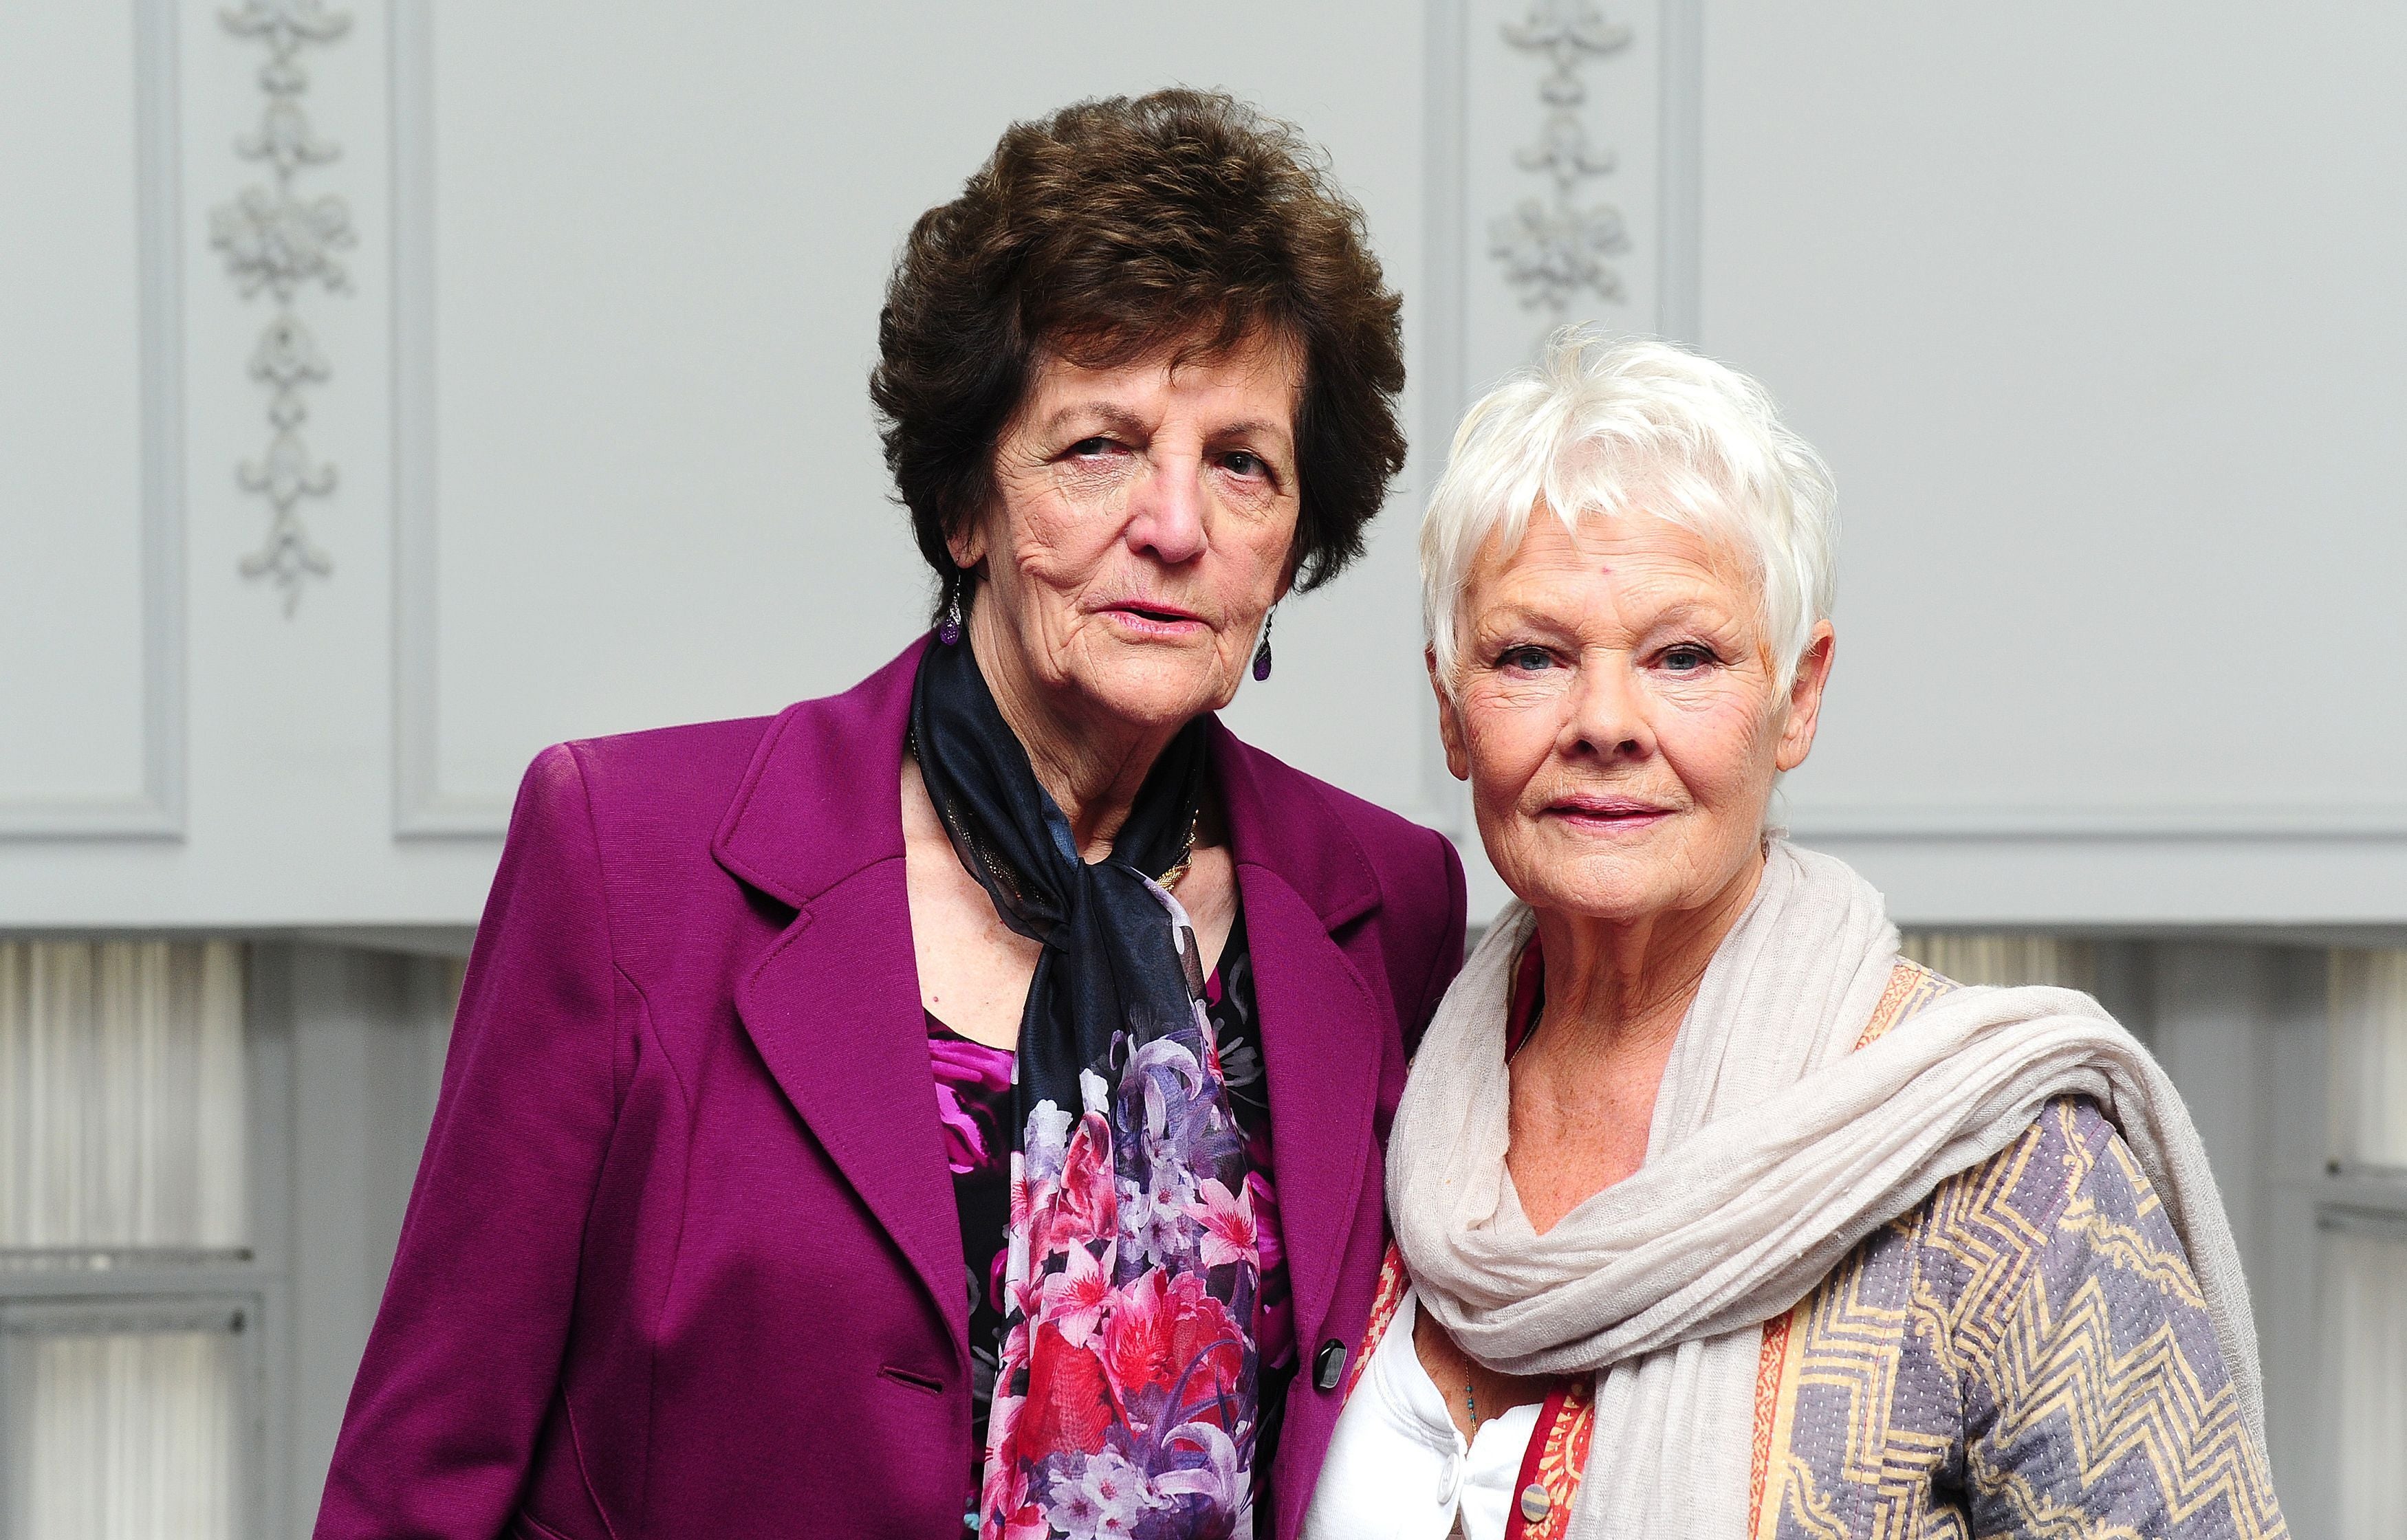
[1699,4,2407,844]
[394,1,1441,833]
[0,2,182,836]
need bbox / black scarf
[910,633,1211,1094]
[912,636,1267,1539]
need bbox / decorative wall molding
[1490,0,1633,322]
[2,0,186,840]
[209,0,353,616]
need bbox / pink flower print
[1001,1314,1030,1381]
[979,1405,1052,1540]
[1039,1241,1115,1348]
[1009,1164,1035,1238]
[1244,1169,1282,1279]
[928,1033,1014,1174]
[1057,1448,1158,1540]
[1052,1112,1118,1246]
[1016,1321,1118,1456]
[1023,1177,1061,1262]
[1161,1275,1248,1431]
[1098,1270,1173,1411]
[980,1401,1027,1516]
[987,1392,1025,1458]
[1000,1505,1047,1540]
[1008,1268,1044,1323]
[1100,1270,1245,1431]
[1187,1178,1257,1269]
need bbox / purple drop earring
[938,583,963,646]
[1252,607,1275,681]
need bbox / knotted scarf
[911,637,1265,1540]
[1388,841,2263,1540]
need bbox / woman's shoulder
[1211,725,1460,890]
[548,644,924,872]
[1921,1094,2126,1234]
[522,713,781,845]
[1909,1095,2201,1327]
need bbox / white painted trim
[1415,0,1472,842]
[1653,0,1701,344]
[387,1,501,838]
[1,0,187,840]
[1786,801,2407,840]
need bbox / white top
[1300,1287,1543,1540]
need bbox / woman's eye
[1066,436,1123,459]
[1220,450,1265,478]
[1660,644,1717,672]
[1498,645,1555,672]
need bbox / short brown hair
[871,89,1407,615]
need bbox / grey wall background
[6,0,2402,930]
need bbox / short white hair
[1421,329,1836,693]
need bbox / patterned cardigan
[1353,960,2287,1540]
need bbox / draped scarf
[1387,841,2263,1540]
[911,638,1266,1540]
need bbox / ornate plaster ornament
[1492,0,1633,317]
[209,0,353,615]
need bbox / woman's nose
[1560,657,1655,762]
[1123,459,1209,566]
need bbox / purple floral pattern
[929,913,1286,1540]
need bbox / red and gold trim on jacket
[1742,957,1950,1540]
[1346,1239,1411,1400]
[1351,1242,1595,1540]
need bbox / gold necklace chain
[1155,816,1201,890]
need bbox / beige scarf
[1386,842,2261,1540]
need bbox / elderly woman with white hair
[1305,333,2285,1540]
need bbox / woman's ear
[1428,648,1470,782]
[1774,622,1836,773]
[946,514,987,575]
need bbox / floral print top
[927,905,1294,1509]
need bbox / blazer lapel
[736,870,968,1351]
[1212,723,1390,1350]
[1240,866,1387,1352]
[713,637,968,1350]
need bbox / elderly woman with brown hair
[316,91,1463,1540]
[1304,333,2285,1540]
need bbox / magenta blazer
[316,639,1466,1540]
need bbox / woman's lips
[1099,602,1208,637]
[1547,798,1674,831]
